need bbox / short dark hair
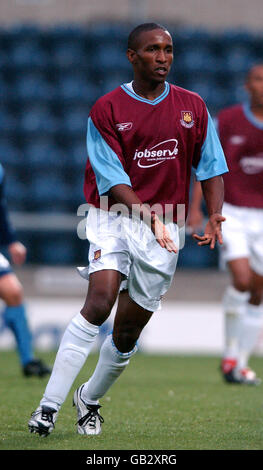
[127,23,168,50]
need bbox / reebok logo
[116,122,133,131]
[133,139,178,168]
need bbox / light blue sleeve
[194,110,228,181]
[87,117,132,196]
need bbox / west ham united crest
[93,249,101,261]
[180,111,194,128]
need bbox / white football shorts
[78,207,179,311]
[220,202,263,276]
[0,252,12,278]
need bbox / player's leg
[220,203,252,382]
[0,271,50,377]
[236,269,263,383]
[221,258,251,380]
[29,269,121,436]
[74,290,153,435]
[73,219,178,436]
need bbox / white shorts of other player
[220,202,263,276]
[0,252,12,277]
[78,207,179,312]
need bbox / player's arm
[192,107,228,249]
[193,175,225,249]
[87,116,177,253]
[187,179,204,233]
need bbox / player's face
[128,29,173,83]
[246,65,263,107]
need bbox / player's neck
[250,103,263,122]
[132,79,166,101]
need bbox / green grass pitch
[0,351,263,450]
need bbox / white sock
[237,303,263,370]
[222,286,249,359]
[81,334,137,405]
[40,313,99,410]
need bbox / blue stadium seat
[56,74,96,103]
[24,138,65,168]
[37,236,77,265]
[51,42,85,68]
[178,45,219,73]
[28,173,72,210]
[70,142,87,168]
[0,139,21,166]
[14,72,55,102]
[93,43,129,74]
[2,170,29,211]
[61,107,88,136]
[0,77,11,102]
[178,235,219,268]
[9,41,48,69]
[19,105,59,135]
[0,108,17,134]
[221,46,257,74]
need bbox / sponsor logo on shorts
[93,249,101,261]
[180,111,194,128]
[116,122,133,131]
[133,139,178,168]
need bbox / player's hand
[192,213,226,249]
[8,241,27,265]
[151,214,177,253]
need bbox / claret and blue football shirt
[217,103,263,208]
[84,82,228,221]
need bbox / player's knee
[81,294,116,325]
[3,282,23,306]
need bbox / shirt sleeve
[0,166,16,246]
[87,116,132,196]
[194,109,228,181]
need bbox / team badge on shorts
[93,249,101,261]
[180,111,194,128]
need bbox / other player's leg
[222,259,262,384]
[235,269,263,384]
[0,271,50,377]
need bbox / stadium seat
[0,108,17,135]
[23,138,66,168]
[36,235,77,265]
[55,74,97,104]
[28,173,72,211]
[178,235,219,268]
[51,42,86,69]
[0,139,21,166]
[61,107,88,136]
[19,105,59,135]
[221,45,257,74]
[92,43,130,73]
[14,72,55,102]
[178,45,219,73]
